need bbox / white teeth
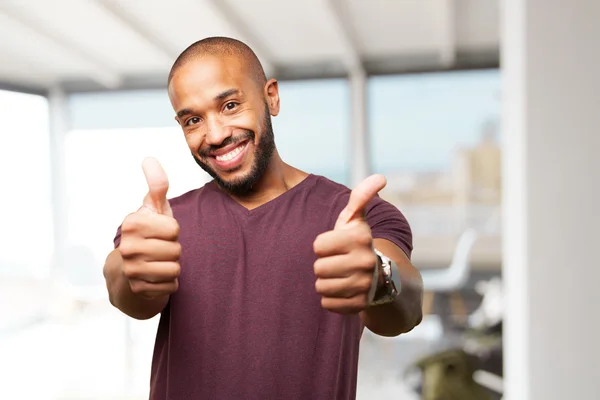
[215,144,244,162]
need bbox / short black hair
[168,36,267,88]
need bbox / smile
[210,140,250,170]
[215,142,246,161]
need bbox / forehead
[168,55,255,108]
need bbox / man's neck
[228,152,307,210]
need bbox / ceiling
[0,0,499,94]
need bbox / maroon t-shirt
[114,174,412,399]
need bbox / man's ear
[264,79,280,116]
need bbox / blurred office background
[0,1,598,399]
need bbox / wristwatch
[369,248,401,306]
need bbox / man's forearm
[360,277,423,336]
[360,239,423,336]
[103,249,169,320]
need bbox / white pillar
[502,1,600,399]
[48,87,69,276]
[349,67,370,187]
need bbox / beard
[192,105,275,196]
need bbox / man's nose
[204,118,231,146]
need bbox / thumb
[141,157,172,216]
[335,174,386,229]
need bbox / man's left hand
[313,174,387,314]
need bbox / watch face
[373,248,400,296]
[381,257,392,277]
[383,264,392,276]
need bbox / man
[103,37,423,399]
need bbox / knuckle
[314,278,324,294]
[356,226,373,246]
[348,226,370,246]
[168,262,181,278]
[358,276,373,292]
[122,261,140,278]
[121,213,142,234]
[129,280,144,294]
[360,251,376,269]
[313,234,324,255]
[313,259,324,276]
[357,295,369,309]
[118,239,136,258]
[171,279,179,293]
[348,296,367,312]
[172,242,182,260]
[160,216,180,240]
[170,220,180,239]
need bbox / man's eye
[224,102,238,111]
[186,117,201,126]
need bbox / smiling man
[103,37,423,400]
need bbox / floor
[2,272,504,400]
[0,300,449,400]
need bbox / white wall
[502,1,600,398]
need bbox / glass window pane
[60,126,210,398]
[0,90,52,278]
[368,70,502,266]
[0,90,52,384]
[274,79,350,185]
[64,127,210,266]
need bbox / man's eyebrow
[176,108,193,119]
[176,89,241,118]
[214,88,240,102]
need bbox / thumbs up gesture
[118,158,181,299]
[313,175,387,314]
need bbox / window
[0,90,52,279]
[274,79,350,185]
[0,89,53,373]
[64,127,209,268]
[368,70,501,264]
[61,125,208,398]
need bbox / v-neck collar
[207,174,317,217]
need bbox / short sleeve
[366,197,413,259]
[113,225,122,249]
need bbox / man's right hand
[118,157,181,299]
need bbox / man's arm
[360,238,423,337]
[103,248,170,320]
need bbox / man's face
[168,55,276,196]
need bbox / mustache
[198,130,255,158]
